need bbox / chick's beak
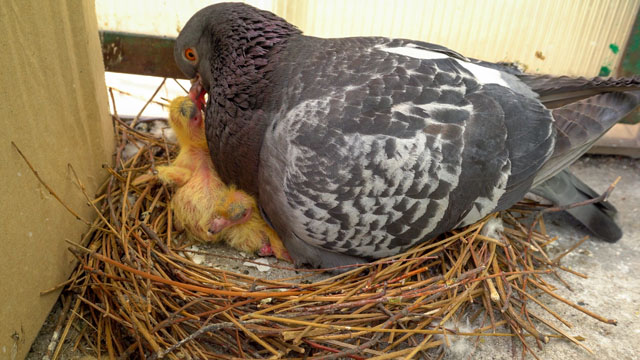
[208,208,253,234]
[189,75,207,112]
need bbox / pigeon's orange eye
[184,48,197,61]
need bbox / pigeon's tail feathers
[532,90,640,187]
[563,168,618,217]
[517,74,640,107]
[531,169,622,242]
[566,204,623,242]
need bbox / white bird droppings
[243,257,271,272]
[185,245,207,265]
[191,253,206,265]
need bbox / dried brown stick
[529,312,594,354]
[42,295,72,360]
[149,319,267,360]
[11,142,90,225]
[530,279,617,325]
[131,78,167,128]
[552,236,589,264]
[311,305,411,360]
[303,340,365,360]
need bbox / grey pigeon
[531,169,622,242]
[175,3,640,268]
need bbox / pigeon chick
[157,96,289,260]
[175,3,640,268]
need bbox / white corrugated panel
[274,0,639,76]
[95,0,638,76]
[95,0,274,37]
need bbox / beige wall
[274,0,639,77]
[0,1,113,359]
[96,0,638,77]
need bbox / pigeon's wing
[517,74,640,106]
[532,90,640,186]
[259,37,555,264]
[531,169,622,242]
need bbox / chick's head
[168,96,207,149]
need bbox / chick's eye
[184,48,197,61]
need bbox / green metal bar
[100,31,185,79]
[621,10,640,76]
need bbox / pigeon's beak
[189,75,206,112]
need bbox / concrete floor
[26,155,640,359]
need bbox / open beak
[189,75,207,112]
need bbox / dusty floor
[25,155,640,359]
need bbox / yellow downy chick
[157,96,290,261]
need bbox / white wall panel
[95,0,639,76]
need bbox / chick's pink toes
[258,243,274,257]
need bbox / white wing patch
[378,44,450,60]
[455,61,510,88]
[378,44,511,88]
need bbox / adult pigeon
[175,3,640,268]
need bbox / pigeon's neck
[212,18,300,102]
[207,21,299,195]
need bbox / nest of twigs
[32,84,619,360]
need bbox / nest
[28,84,618,360]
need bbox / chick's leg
[157,165,192,187]
[260,226,292,262]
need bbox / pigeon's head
[174,4,221,109]
[176,3,301,110]
[168,96,206,148]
